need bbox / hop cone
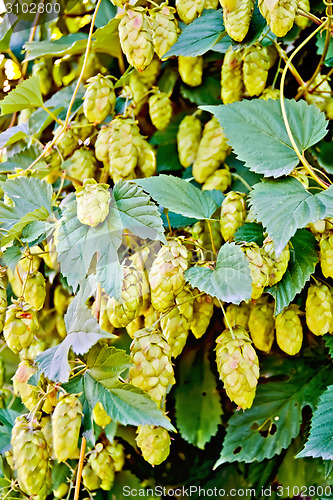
[52,394,82,462]
[0,278,7,331]
[176,0,204,23]
[89,443,115,490]
[263,237,290,286]
[242,243,270,300]
[93,402,112,428]
[225,302,251,330]
[130,246,152,312]
[42,383,58,414]
[151,6,179,59]
[107,440,125,471]
[202,167,231,192]
[66,148,97,182]
[149,91,172,130]
[133,135,157,178]
[258,0,298,37]
[161,286,194,357]
[144,304,160,327]
[248,298,275,352]
[126,315,144,339]
[220,0,255,41]
[118,8,154,71]
[178,56,203,86]
[129,328,175,405]
[53,483,69,499]
[12,416,51,497]
[3,299,38,353]
[83,74,116,124]
[129,58,160,105]
[295,0,310,27]
[32,59,52,95]
[82,462,101,490]
[242,44,270,96]
[306,284,333,336]
[13,359,42,411]
[221,47,244,104]
[177,114,202,168]
[216,326,259,409]
[76,179,111,227]
[95,126,112,163]
[43,236,60,271]
[22,270,46,311]
[308,218,333,240]
[107,267,143,328]
[136,425,171,465]
[191,291,214,339]
[260,86,280,100]
[320,231,333,279]
[109,117,141,181]
[192,117,230,183]
[149,240,188,312]
[191,219,222,257]
[220,191,246,241]
[54,285,71,315]
[276,304,303,355]
[53,126,78,158]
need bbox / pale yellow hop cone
[275,304,303,355]
[88,443,115,491]
[135,137,157,178]
[221,47,244,104]
[150,5,180,59]
[262,236,290,286]
[76,179,111,228]
[242,243,270,300]
[220,191,246,242]
[295,0,310,28]
[177,114,202,168]
[215,326,259,409]
[178,56,203,86]
[148,91,172,130]
[248,297,275,352]
[107,267,143,328]
[3,299,38,353]
[106,440,125,472]
[224,301,251,330]
[108,116,141,181]
[191,291,214,339]
[83,74,116,124]
[13,359,41,411]
[202,167,231,192]
[95,126,112,163]
[306,284,333,336]
[52,394,82,462]
[176,0,204,24]
[136,425,171,465]
[93,402,112,428]
[258,0,298,37]
[242,44,270,96]
[65,148,97,183]
[319,230,333,279]
[260,86,280,100]
[220,0,255,42]
[82,462,101,491]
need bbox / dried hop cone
[192,117,230,184]
[175,0,204,24]
[13,359,41,411]
[148,91,172,130]
[66,148,97,183]
[178,56,203,87]
[150,5,180,59]
[221,47,244,104]
[3,299,38,353]
[149,240,188,312]
[118,8,154,72]
[108,116,141,181]
[216,326,259,409]
[136,425,171,466]
[248,297,275,353]
[242,243,271,300]
[93,402,112,428]
[83,74,116,124]
[11,416,51,498]
[22,270,46,310]
[263,237,290,286]
[107,267,143,328]
[0,278,7,331]
[129,328,175,405]
[258,0,298,37]
[52,394,83,462]
[177,114,202,168]
[220,191,246,242]
[242,44,270,96]
[88,443,115,491]
[220,0,255,42]
[76,179,111,228]
[191,291,214,339]
[306,284,333,336]
[275,304,303,355]
[225,301,251,330]
[319,230,333,279]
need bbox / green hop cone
[136,138,157,178]
[82,462,101,490]
[106,440,125,472]
[149,240,188,312]
[220,0,255,41]
[22,270,46,311]
[220,191,246,242]
[109,116,141,182]
[258,0,298,37]
[11,416,51,498]
[95,126,112,163]
[148,91,172,130]
[190,291,214,339]
[242,44,270,96]
[308,218,333,240]
[263,236,290,286]
[0,278,7,331]
[202,166,231,192]
[92,293,115,334]
[136,425,171,465]
[191,219,222,257]
[176,0,204,24]
[192,117,230,183]
[52,394,83,462]
[275,304,303,355]
[118,8,154,72]
[295,0,310,28]
[242,243,270,300]
[129,328,175,405]
[161,286,194,358]
[43,236,60,271]
[320,230,333,278]
[32,59,52,95]
[3,299,38,353]
[306,284,333,336]
[221,47,244,104]
[215,326,259,409]
[54,285,71,315]
[126,315,144,339]
[248,297,275,352]
[144,304,160,327]
[13,359,41,411]
[83,74,116,124]
[260,86,280,100]
[76,179,111,227]
[66,148,98,183]
[93,402,112,428]
[224,301,251,330]
[53,126,78,158]
[53,483,70,499]
[150,5,180,59]
[130,246,152,312]
[88,443,115,491]
[204,0,219,6]
[178,56,203,86]
[107,267,143,328]
[177,114,202,168]
[129,58,161,106]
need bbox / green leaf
[215,363,332,468]
[316,34,333,65]
[0,76,43,115]
[164,9,224,58]
[325,335,333,360]
[316,142,333,174]
[202,99,328,178]
[86,344,131,382]
[297,385,333,460]
[185,242,252,303]
[1,246,22,272]
[92,19,121,58]
[94,0,117,28]
[134,175,218,220]
[0,124,29,148]
[0,145,45,172]
[180,76,221,106]
[234,222,265,245]
[24,33,88,61]
[0,409,21,454]
[249,178,327,255]
[1,207,50,247]
[266,229,319,315]
[175,347,222,449]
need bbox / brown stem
[73,436,86,500]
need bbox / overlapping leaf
[0,76,43,115]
